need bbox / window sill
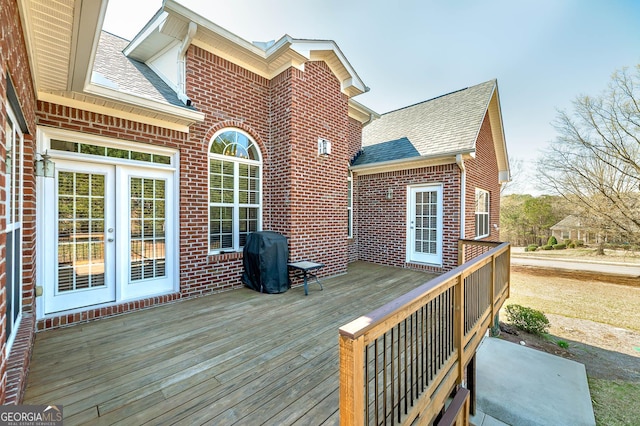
[208,251,243,262]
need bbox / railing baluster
[340,241,511,425]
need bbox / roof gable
[125,0,368,98]
[92,32,189,109]
[354,80,509,181]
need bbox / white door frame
[43,160,117,313]
[406,184,443,266]
[36,127,179,318]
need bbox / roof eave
[18,0,109,96]
[350,149,475,176]
[348,99,380,124]
[487,82,511,183]
[85,82,205,121]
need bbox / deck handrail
[339,241,510,425]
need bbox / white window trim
[475,188,490,239]
[4,102,24,355]
[208,128,263,254]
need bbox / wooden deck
[24,262,438,425]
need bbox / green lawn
[507,270,640,425]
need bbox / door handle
[108,238,114,243]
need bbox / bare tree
[537,64,640,252]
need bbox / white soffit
[487,87,510,182]
[18,0,77,94]
[18,0,203,132]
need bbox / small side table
[287,261,324,296]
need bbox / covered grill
[242,231,290,293]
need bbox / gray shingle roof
[550,215,584,230]
[354,80,496,166]
[92,31,191,109]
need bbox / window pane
[209,130,261,252]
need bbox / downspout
[177,21,197,106]
[456,154,466,239]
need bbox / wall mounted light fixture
[318,138,331,156]
[35,151,55,178]
[385,188,393,200]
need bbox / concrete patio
[472,336,596,426]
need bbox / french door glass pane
[57,172,106,292]
[130,177,167,282]
[414,190,438,255]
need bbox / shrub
[563,239,572,245]
[542,245,553,250]
[576,240,585,247]
[505,304,550,335]
[547,236,558,246]
[553,243,566,250]
[568,243,576,249]
[527,244,538,252]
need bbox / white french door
[407,185,443,265]
[43,160,175,314]
[45,161,116,313]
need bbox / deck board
[24,261,438,425]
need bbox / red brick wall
[286,62,350,276]
[354,164,461,273]
[267,68,293,237]
[1,0,38,404]
[464,113,500,242]
[186,51,351,278]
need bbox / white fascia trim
[350,150,475,176]
[38,91,199,133]
[85,83,205,121]
[348,99,380,123]
[124,10,169,57]
[289,39,368,94]
[164,0,266,58]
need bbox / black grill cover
[242,231,290,293]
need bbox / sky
[103,0,640,194]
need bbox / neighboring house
[550,215,593,244]
[0,0,509,403]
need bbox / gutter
[177,21,197,106]
[456,154,466,238]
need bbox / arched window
[209,129,262,253]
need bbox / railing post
[339,333,365,426]
[457,240,464,266]
[454,274,464,386]
[490,254,499,337]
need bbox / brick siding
[1,0,39,404]
[354,164,461,273]
[464,113,501,241]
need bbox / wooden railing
[339,241,510,425]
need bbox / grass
[506,271,640,332]
[507,270,640,425]
[588,378,640,426]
